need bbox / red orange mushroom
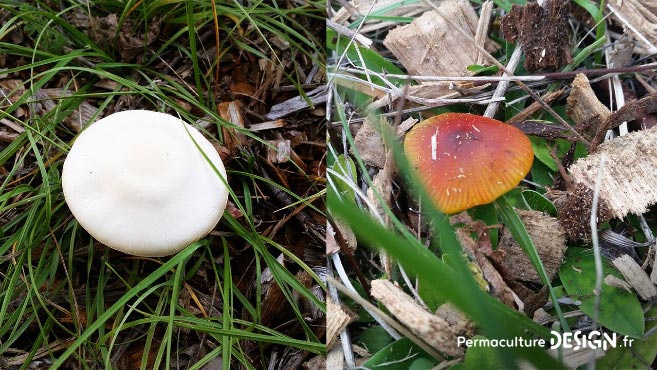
[404,113,534,214]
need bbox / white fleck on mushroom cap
[62,110,229,257]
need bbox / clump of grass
[0,0,325,368]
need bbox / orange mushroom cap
[404,113,534,214]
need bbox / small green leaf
[596,305,657,369]
[522,190,557,217]
[355,326,394,353]
[464,336,504,369]
[530,161,555,189]
[467,64,499,75]
[410,357,438,370]
[559,248,644,338]
[362,338,437,369]
[530,137,557,171]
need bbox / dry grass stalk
[475,1,494,65]
[330,0,434,34]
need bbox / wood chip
[326,298,356,350]
[609,32,635,68]
[0,118,24,133]
[326,346,345,370]
[498,209,567,284]
[326,221,340,255]
[569,125,657,218]
[0,129,19,143]
[608,0,657,54]
[383,0,484,77]
[396,117,418,136]
[265,85,327,120]
[366,156,393,223]
[249,120,286,131]
[331,218,357,253]
[370,279,464,356]
[604,274,633,292]
[611,254,657,300]
[266,139,292,163]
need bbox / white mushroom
[62,110,229,257]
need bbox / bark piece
[609,32,636,68]
[500,0,572,71]
[553,184,613,241]
[509,119,574,140]
[566,74,611,140]
[31,88,99,132]
[352,116,386,168]
[303,355,326,370]
[383,0,483,77]
[569,125,657,218]
[435,303,475,338]
[370,279,464,356]
[611,254,657,300]
[592,92,657,148]
[498,209,567,283]
[218,101,248,150]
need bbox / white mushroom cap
[62,110,229,257]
